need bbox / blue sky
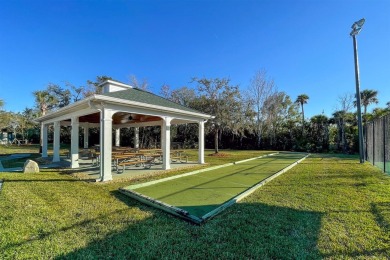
[0,0,389,118]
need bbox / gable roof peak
[99,79,133,94]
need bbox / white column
[134,127,139,148]
[99,108,113,182]
[83,123,89,149]
[41,123,48,158]
[198,121,205,164]
[52,121,61,162]
[70,117,79,168]
[115,128,120,147]
[162,117,172,170]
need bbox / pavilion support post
[83,123,89,149]
[162,117,172,170]
[70,117,80,168]
[134,127,139,149]
[198,120,205,164]
[99,108,113,182]
[115,128,120,147]
[52,121,61,162]
[41,123,48,158]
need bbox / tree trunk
[301,103,305,136]
[341,119,346,153]
[214,128,219,153]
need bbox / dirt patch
[208,152,229,157]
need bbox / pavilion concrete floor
[1,155,200,181]
[50,157,200,181]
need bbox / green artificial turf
[126,152,307,217]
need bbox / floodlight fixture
[350,18,365,36]
[350,18,365,163]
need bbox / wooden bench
[117,159,150,173]
[170,151,188,163]
[92,152,100,166]
[171,155,188,163]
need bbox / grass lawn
[0,148,389,259]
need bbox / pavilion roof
[101,87,199,114]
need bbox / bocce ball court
[120,152,309,224]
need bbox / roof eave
[94,95,213,119]
[34,95,96,123]
[35,94,213,123]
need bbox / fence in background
[365,114,390,174]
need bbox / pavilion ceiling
[69,112,162,125]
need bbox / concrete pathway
[0,153,30,172]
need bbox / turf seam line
[200,153,310,222]
[233,152,279,165]
[126,152,280,190]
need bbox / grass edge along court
[120,152,309,224]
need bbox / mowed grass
[0,149,389,259]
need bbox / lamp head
[356,18,365,27]
[350,18,365,36]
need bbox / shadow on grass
[56,198,324,259]
[371,202,390,232]
[2,178,91,183]
[0,208,134,253]
[0,172,96,183]
[309,153,359,159]
[55,192,390,259]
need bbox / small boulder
[23,159,40,173]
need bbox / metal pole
[372,122,375,165]
[352,34,365,163]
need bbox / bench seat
[117,160,150,173]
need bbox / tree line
[0,71,389,154]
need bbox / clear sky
[0,0,389,118]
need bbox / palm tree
[33,90,57,116]
[361,89,379,116]
[354,89,379,118]
[295,94,309,134]
[331,111,356,153]
[33,91,57,153]
[310,114,329,151]
[386,101,390,109]
[371,108,390,119]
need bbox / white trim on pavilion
[36,80,213,182]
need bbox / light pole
[350,18,365,163]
